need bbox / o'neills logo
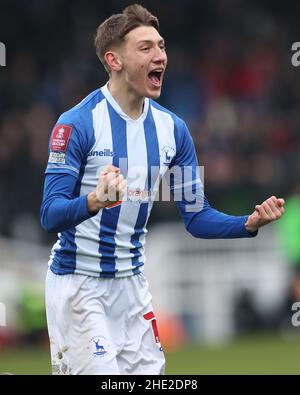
[88,149,114,157]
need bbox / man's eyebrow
[137,39,165,45]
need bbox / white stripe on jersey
[151,106,177,199]
[151,106,176,166]
[114,121,149,272]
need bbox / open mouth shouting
[147,68,164,88]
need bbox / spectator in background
[277,184,300,315]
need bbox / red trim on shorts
[143,311,161,343]
[151,319,160,343]
[143,311,155,321]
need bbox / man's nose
[153,46,167,63]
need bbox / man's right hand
[87,165,127,214]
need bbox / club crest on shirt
[160,145,175,166]
[89,335,110,358]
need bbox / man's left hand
[245,196,285,233]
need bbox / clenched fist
[245,196,285,233]
[87,165,127,214]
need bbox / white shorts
[45,269,165,375]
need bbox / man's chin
[145,88,162,100]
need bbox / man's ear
[104,51,123,72]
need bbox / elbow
[41,222,56,234]
[185,212,203,238]
[40,216,55,234]
[186,222,199,238]
[41,218,61,233]
[40,207,69,234]
[40,205,57,233]
[186,221,213,239]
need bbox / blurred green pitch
[0,334,299,374]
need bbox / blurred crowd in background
[1,0,300,358]
[0,0,300,245]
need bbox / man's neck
[107,78,145,120]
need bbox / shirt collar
[101,82,150,122]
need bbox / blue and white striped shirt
[41,83,255,278]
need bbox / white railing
[144,222,290,343]
[0,226,291,343]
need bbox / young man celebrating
[41,4,285,375]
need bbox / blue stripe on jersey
[144,107,161,191]
[130,203,148,274]
[99,102,128,278]
[131,107,160,274]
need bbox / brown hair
[94,4,159,73]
